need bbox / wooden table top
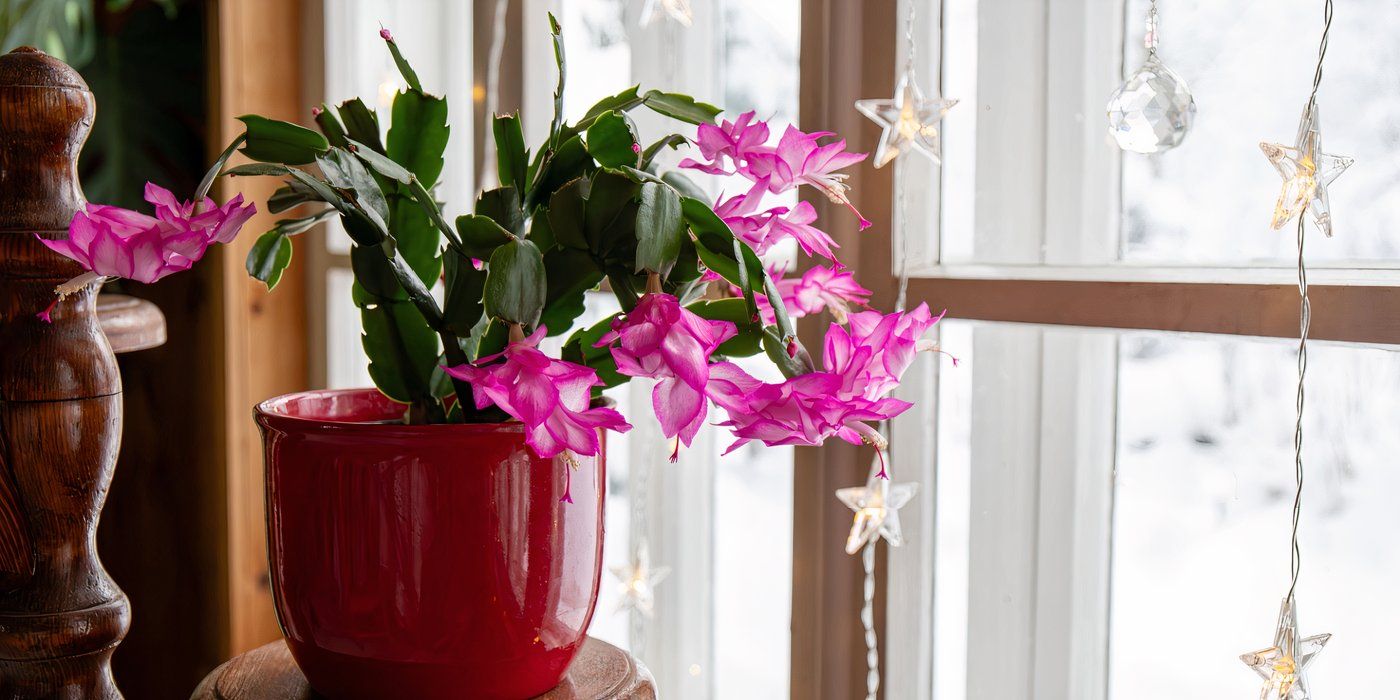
[190,638,656,700]
[97,293,166,353]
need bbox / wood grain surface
[0,45,128,699]
[189,638,657,700]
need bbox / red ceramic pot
[255,388,606,700]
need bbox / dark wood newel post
[0,47,129,699]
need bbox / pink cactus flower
[769,264,871,323]
[379,27,394,42]
[745,125,871,230]
[35,183,256,322]
[706,363,911,455]
[679,110,770,175]
[707,304,944,466]
[595,292,737,458]
[826,303,945,401]
[714,192,839,261]
[444,327,633,472]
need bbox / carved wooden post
[0,47,129,699]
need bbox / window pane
[932,321,974,700]
[562,0,631,121]
[1119,0,1400,263]
[939,0,978,263]
[1111,333,1400,697]
[325,267,372,389]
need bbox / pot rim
[254,387,526,437]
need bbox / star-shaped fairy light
[835,467,918,555]
[1260,104,1353,237]
[1240,597,1331,700]
[610,543,671,617]
[639,0,692,28]
[855,67,957,168]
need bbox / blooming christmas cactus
[39,17,943,467]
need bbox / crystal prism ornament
[835,467,918,554]
[1240,597,1331,700]
[855,67,957,168]
[1106,4,1196,153]
[1260,104,1354,237]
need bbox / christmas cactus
[40,17,942,465]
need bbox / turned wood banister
[0,45,128,699]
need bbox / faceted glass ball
[1107,55,1197,154]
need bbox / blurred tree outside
[1,0,205,209]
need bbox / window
[883,0,1400,698]
[523,4,800,697]
[312,2,800,698]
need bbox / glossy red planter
[255,389,606,700]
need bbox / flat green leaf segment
[246,231,292,290]
[238,115,328,165]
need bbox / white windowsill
[908,262,1400,287]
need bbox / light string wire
[859,5,921,700]
[1286,0,1333,606]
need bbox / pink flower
[714,191,839,261]
[745,125,871,230]
[595,293,736,457]
[706,363,911,454]
[35,183,256,321]
[444,327,633,469]
[40,184,256,282]
[379,27,394,42]
[759,201,839,260]
[780,264,872,322]
[706,304,943,461]
[826,303,944,401]
[679,111,770,175]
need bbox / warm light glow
[688,664,702,677]
[377,80,400,110]
[1269,655,1298,696]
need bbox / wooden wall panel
[211,0,312,657]
[794,0,899,698]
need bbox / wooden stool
[190,638,656,700]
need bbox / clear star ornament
[1260,104,1354,237]
[639,0,692,28]
[609,542,670,617]
[855,67,957,168]
[1240,597,1331,700]
[835,465,918,555]
[1106,2,1197,154]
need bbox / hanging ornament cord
[629,456,653,649]
[857,7,920,699]
[1287,0,1331,609]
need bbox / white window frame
[900,0,1400,287]
[521,3,772,699]
[886,1,1400,698]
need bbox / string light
[855,2,956,168]
[609,537,671,618]
[639,0,693,28]
[1260,106,1352,237]
[1241,2,1344,696]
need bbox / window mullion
[1043,0,1124,266]
[964,325,1045,697]
[971,0,1049,264]
[1031,330,1118,700]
